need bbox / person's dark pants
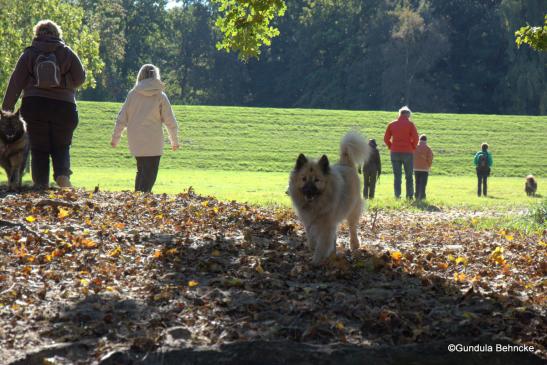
[31,146,70,187]
[135,156,161,192]
[414,171,429,200]
[363,172,377,199]
[390,152,414,198]
[477,174,488,197]
[20,96,78,187]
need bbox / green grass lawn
[66,168,545,210]
[73,102,547,177]
[1,102,546,209]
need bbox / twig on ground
[0,283,16,296]
[34,199,80,209]
[371,208,379,232]
[0,219,56,245]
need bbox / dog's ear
[295,154,307,170]
[318,155,330,174]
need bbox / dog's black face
[293,154,330,202]
[0,110,26,143]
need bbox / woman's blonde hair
[136,64,161,85]
[33,20,62,38]
[399,105,412,116]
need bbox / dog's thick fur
[0,110,29,191]
[525,175,537,196]
[288,132,368,265]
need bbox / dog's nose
[302,181,319,197]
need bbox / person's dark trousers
[390,152,414,198]
[20,96,78,186]
[363,173,377,199]
[414,171,429,200]
[477,173,488,197]
[135,156,161,192]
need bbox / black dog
[0,110,30,191]
[525,175,537,197]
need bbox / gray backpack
[33,50,61,88]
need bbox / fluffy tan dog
[288,132,368,265]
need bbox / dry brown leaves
[0,189,545,363]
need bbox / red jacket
[384,116,419,153]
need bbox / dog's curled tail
[339,131,368,167]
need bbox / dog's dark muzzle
[301,182,320,201]
[3,127,20,142]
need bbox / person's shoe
[33,183,49,190]
[56,175,72,188]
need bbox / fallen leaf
[391,251,403,262]
[454,272,466,282]
[255,262,264,273]
[109,246,122,257]
[437,262,449,270]
[82,239,97,249]
[455,256,468,266]
[58,208,70,219]
[188,280,199,287]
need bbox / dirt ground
[0,189,545,364]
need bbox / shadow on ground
[12,225,545,364]
[1,190,544,365]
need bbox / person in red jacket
[384,106,419,199]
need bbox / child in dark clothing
[361,139,381,199]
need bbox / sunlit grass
[2,102,545,211]
[73,102,547,177]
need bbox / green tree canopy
[515,15,547,52]
[0,0,104,96]
[212,0,287,61]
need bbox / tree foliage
[382,2,452,110]
[515,15,547,52]
[0,0,104,95]
[7,0,541,115]
[212,0,287,61]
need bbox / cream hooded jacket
[112,78,179,156]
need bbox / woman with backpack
[473,143,493,197]
[1,20,86,189]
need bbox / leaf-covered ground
[0,189,545,364]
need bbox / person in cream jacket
[111,64,179,192]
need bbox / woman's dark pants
[20,96,78,187]
[135,156,161,192]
